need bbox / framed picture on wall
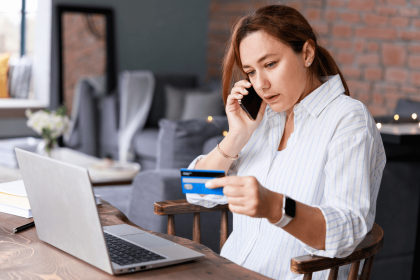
[57,5,117,114]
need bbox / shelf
[0,99,47,109]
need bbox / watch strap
[272,195,294,228]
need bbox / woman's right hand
[194,80,267,172]
[226,80,267,140]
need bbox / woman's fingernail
[238,94,243,98]
[205,181,212,188]
[243,89,248,93]
[247,82,251,86]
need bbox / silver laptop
[15,148,204,275]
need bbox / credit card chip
[184,184,193,190]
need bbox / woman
[187,5,385,280]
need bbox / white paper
[0,202,32,218]
[0,180,27,197]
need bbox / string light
[394,114,399,121]
[413,113,418,120]
[223,131,228,136]
[376,123,382,129]
[207,116,213,122]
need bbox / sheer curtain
[32,0,51,106]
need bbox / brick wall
[62,13,106,114]
[206,0,420,116]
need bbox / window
[0,0,40,107]
[0,0,38,58]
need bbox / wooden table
[0,200,270,280]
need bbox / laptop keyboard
[104,232,166,266]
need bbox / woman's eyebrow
[242,53,276,69]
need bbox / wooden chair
[154,199,384,280]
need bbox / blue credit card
[180,168,225,195]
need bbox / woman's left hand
[206,176,283,223]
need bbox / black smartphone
[238,85,263,120]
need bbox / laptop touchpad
[123,234,176,249]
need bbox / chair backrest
[291,223,383,280]
[154,199,229,251]
[154,199,384,280]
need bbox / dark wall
[51,0,210,108]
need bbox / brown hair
[222,4,350,105]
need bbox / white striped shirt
[186,74,386,280]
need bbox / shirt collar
[300,74,345,117]
[265,74,345,118]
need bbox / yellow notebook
[0,192,30,209]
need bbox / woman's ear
[302,40,315,67]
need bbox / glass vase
[36,139,59,159]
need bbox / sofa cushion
[165,85,217,121]
[132,128,160,159]
[164,85,189,121]
[181,91,224,120]
[156,116,228,169]
[145,73,198,128]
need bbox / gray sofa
[66,72,226,171]
[132,73,199,170]
[65,72,200,162]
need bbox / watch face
[285,197,296,218]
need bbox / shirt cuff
[187,155,205,169]
[185,155,228,208]
[186,193,228,208]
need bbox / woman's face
[239,31,315,113]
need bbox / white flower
[25,109,32,118]
[26,108,70,138]
[27,110,47,134]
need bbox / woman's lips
[265,94,280,103]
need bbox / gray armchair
[127,116,232,253]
